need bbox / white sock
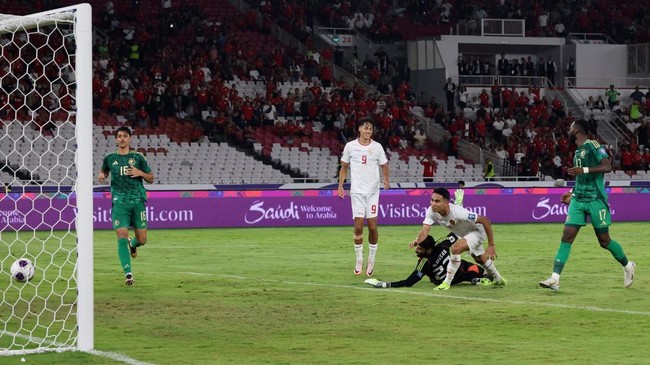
[368,243,378,262]
[482,258,502,281]
[444,254,462,284]
[354,244,363,262]
[551,272,560,281]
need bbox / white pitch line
[87,349,156,365]
[0,332,155,365]
[202,273,650,317]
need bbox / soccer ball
[10,258,35,282]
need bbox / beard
[569,133,577,144]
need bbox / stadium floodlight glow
[0,3,94,356]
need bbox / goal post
[0,3,93,355]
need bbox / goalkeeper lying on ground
[365,232,491,288]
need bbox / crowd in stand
[88,0,650,178]
[425,75,650,178]
[295,0,649,44]
[83,0,438,166]
[4,0,649,181]
[456,53,563,88]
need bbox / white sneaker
[539,277,560,291]
[624,261,636,288]
[366,260,375,277]
[354,260,363,275]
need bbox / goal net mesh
[0,6,88,355]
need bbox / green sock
[605,239,628,266]
[118,238,132,274]
[552,241,572,275]
[131,238,146,248]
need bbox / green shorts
[565,199,611,229]
[111,202,148,230]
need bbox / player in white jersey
[408,187,506,290]
[338,119,390,276]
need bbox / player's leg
[353,217,365,275]
[467,231,506,285]
[366,217,378,276]
[540,201,584,290]
[365,192,380,276]
[112,204,135,285]
[350,194,366,275]
[129,202,149,258]
[451,261,486,285]
[590,201,635,287]
[435,238,469,290]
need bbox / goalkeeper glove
[364,278,390,288]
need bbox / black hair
[574,119,590,135]
[432,187,450,201]
[115,126,132,137]
[356,117,374,130]
[458,180,465,186]
[415,236,436,257]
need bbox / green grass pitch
[3,222,649,364]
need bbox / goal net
[0,4,93,355]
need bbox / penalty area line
[202,273,650,317]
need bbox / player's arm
[126,166,154,183]
[477,215,497,259]
[569,143,612,176]
[97,168,109,183]
[569,156,612,176]
[387,269,424,288]
[409,224,432,248]
[337,161,349,198]
[380,163,389,190]
[366,266,426,288]
[140,169,154,184]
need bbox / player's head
[430,187,450,212]
[115,126,132,138]
[356,118,374,139]
[115,126,132,148]
[432,187,450,201]
[569,119,589,142]
[415,236,436,258]
[458,180,465,187]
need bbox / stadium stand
[1,0,649,186]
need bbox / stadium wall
[2,183,649,229]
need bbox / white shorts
[350,192,379,219]
[463,225,487,256]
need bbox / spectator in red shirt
[620,145,633,171]
[479,89,490,108]
[475,118,487,145]
[320,62,332,87]
[632,149,644,171]
[501,87,512,109]
[490,80,501,109]
[420,154,437,182]
[135,106,148,128]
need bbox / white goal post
[0,3,93,355]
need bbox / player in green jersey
[540,119,635,291]
[98,126,154,286]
